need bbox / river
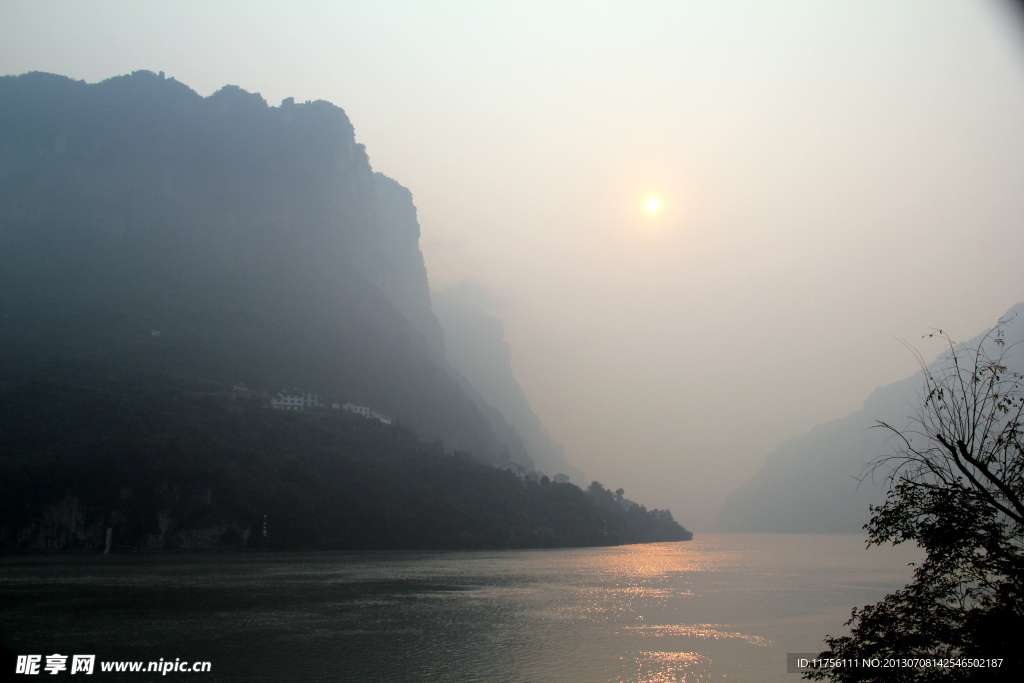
[0,533,922,682]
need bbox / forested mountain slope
[0,363,691,550]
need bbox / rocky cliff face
[0,70,526,465]
[369,172,446,354]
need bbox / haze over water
[1,535,922,682]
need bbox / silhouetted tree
[807,322,1024,681]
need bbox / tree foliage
[807,323,1024,681]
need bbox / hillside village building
[342,402,393,425]
[271,391,321,411]
[342,402,370,418]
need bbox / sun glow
[645,197,661,213]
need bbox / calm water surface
[0,534,922,682]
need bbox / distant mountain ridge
[433,284,585,482]
[0,70,532,467]
[717,303,1024,533]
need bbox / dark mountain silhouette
[717,302,1024,533]
[0,70,694,550]
[0,70,527,467]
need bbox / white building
[272,391,321,411]
[343,402,393,425]
[342,402,371,417]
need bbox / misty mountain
[434,284,585,482]
[717,302,1024,533]
[0,70,530,466]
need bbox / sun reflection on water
[631,651,713,683]
[582,541,741,579]
[625,624,772,646]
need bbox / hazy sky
[4,0,1024,528]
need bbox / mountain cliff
[717,302,1024,533]
[0,70,527,466]
[0,70,697,551]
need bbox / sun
[645,197,661,213]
